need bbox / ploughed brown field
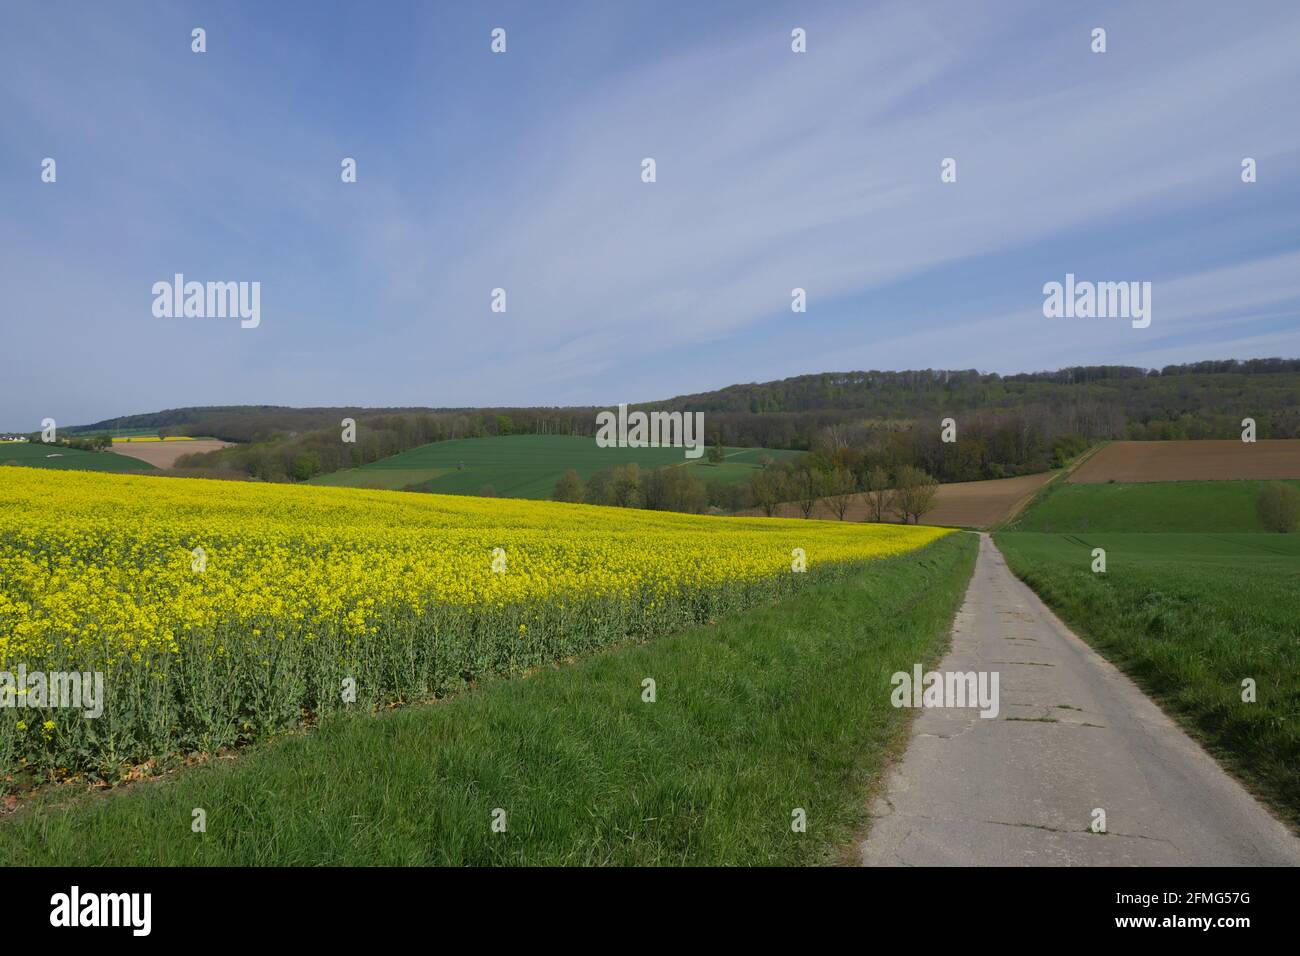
[108,439,232,469]
[1069,440,1300,483]
[738,471,1056,529]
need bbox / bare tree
[793,464,825,519]
[889,478,911,523]
[893,465,939,524]
[826,466,856,520]
[749,467,783,517]
[863,465,891,523]
[821,424,849,454]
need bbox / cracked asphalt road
[859,533,1300,866]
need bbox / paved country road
[860,533,1300,866]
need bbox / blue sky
[2,0,1298,429]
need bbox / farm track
[860,533,1300,866]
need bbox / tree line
[60,359,1300,485]
[549,454,945,525]
[551,464,729,515]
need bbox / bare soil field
[738,471,1056,529]
[1069,440,1300,483]
[108,439,232,469]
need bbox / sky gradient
[2,0,1299,429]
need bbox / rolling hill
[0,442,155,473]
[309,434,802,498]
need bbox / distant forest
[66,359,1300,485]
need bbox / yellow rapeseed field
[0,466,949,775]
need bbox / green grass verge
[995,532,1300,825]
[0,443,155,473]
[0,533,976,866]
[309,434,803,498]
[1008,479,1300,533]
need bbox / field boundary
[993,441,1107,533]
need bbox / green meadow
[1007,479,1300,533]
[0,442,155,473]
[310,434,802,498]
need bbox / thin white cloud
[1,0,1298,426]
